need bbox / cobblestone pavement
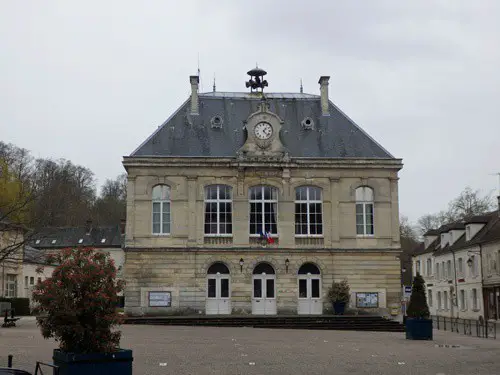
[1,318,500,375]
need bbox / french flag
[260,231,275,244]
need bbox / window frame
[294,186,323,237]
[5,274,17,298]
[355,186,374,237]
[204,185,233,237]
[249,185,278,237]
[151,184,171,235]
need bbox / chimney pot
[190,75,200,115]
[318,76,330,116]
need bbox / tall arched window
[152,184,171,235]
[355,186,374,236]
[295,186,323,236]
[249,185,278,236]
[204,185,233,236]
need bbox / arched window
[298,262,321,275]
[253,262,275,275]
[207,262,230,274]
[355,186,374,236]
[295,186,323,236]
[204,185,233,236]
[152,185,171,234]
[249,186,278,236]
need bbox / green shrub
[326,279,351,304]
[406,273,430,319]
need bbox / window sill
[295,235,324,238]
[204,234,233,238]
[356,235,375,238]
[151,233,171,237]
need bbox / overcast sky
[1,1,499,223]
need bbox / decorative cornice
[124,247,401,253]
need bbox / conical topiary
[406,273,430,319]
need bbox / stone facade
[123,160,403,316]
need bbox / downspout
[479,243,484,320]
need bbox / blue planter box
[53,349,133,375]
[405,317,433,340]
[333,302,346,315]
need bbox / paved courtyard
[1,318,500,375]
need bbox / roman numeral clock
[238,67,287,160]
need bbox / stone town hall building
[122,68,403,316]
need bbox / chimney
[85,219,92,235]
[497,196,500,216]
[318,76,330,116]
[120,218,126,235]
[189,75,199,115]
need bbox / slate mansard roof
[130,92,395,159]
[29,225,124,249]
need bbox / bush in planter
[405,272,432,340]
[32,247,132,374]
[327,279,350,315]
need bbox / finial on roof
[245,66,268,93]
[213,73,216,92]
[300,78,303,93]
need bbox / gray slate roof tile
[131,92,394,159]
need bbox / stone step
[124,315,404,332]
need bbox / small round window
[301,117,314,130]
[210,115,223,128]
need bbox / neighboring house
[20,245,55,306]
[30,220,125,282]
[122,68,403,316]
[412,202,500,321]
[0,218,25,298]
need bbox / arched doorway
[297,263,322,315]
[252,262,276,315]
[206,262,231,315]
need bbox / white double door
[252,273,277,315]
[206,273,231,315]
[298,275,322,315]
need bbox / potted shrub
[405,272,433,340]
[327,279,350,315]
[32,247,133,375]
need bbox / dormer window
[51,239,57,244]
[78,239,83,244]
[35,239,40,244]
[449,232,453,244]
[466,226,471,241]
[101,238,106,243]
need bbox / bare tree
[92,173,127,225]
[416,186,494,235]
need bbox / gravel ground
[1,318,500,375]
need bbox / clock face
[254,122,273,140]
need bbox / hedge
[0,297,31,316]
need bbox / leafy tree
[32,247,124,353]
[406,273,430,319]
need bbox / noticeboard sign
[355,292,379,308]
[148,291,171,307]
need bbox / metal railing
[431,315,497,339]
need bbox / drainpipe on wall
[479,243,485,320]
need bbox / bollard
[7,354,13,368]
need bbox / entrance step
[124,315,404,332]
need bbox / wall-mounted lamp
[285,258,290,273]
[467,257,473,268]
[401,267,407,273]
[239,258,244,272]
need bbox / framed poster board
[148,291,171,307]
[356,292,379,308]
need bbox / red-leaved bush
[32,247,125,353]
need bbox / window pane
[162,221,170,234]
[299,279,307,298]
[221,278,229,298]
[207,279,216,298]
[356,224,365,235]
[250,202,262,234]
[153,223,161,234]
[266,279,275,298]
[296,186,306,201]
[356,203,363,215]
[250,187,262,200]
[253,279,262,298]
[30,277,34,285]
[205,185,218,200]
[263,186,272,200]
[311,279,320,298]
